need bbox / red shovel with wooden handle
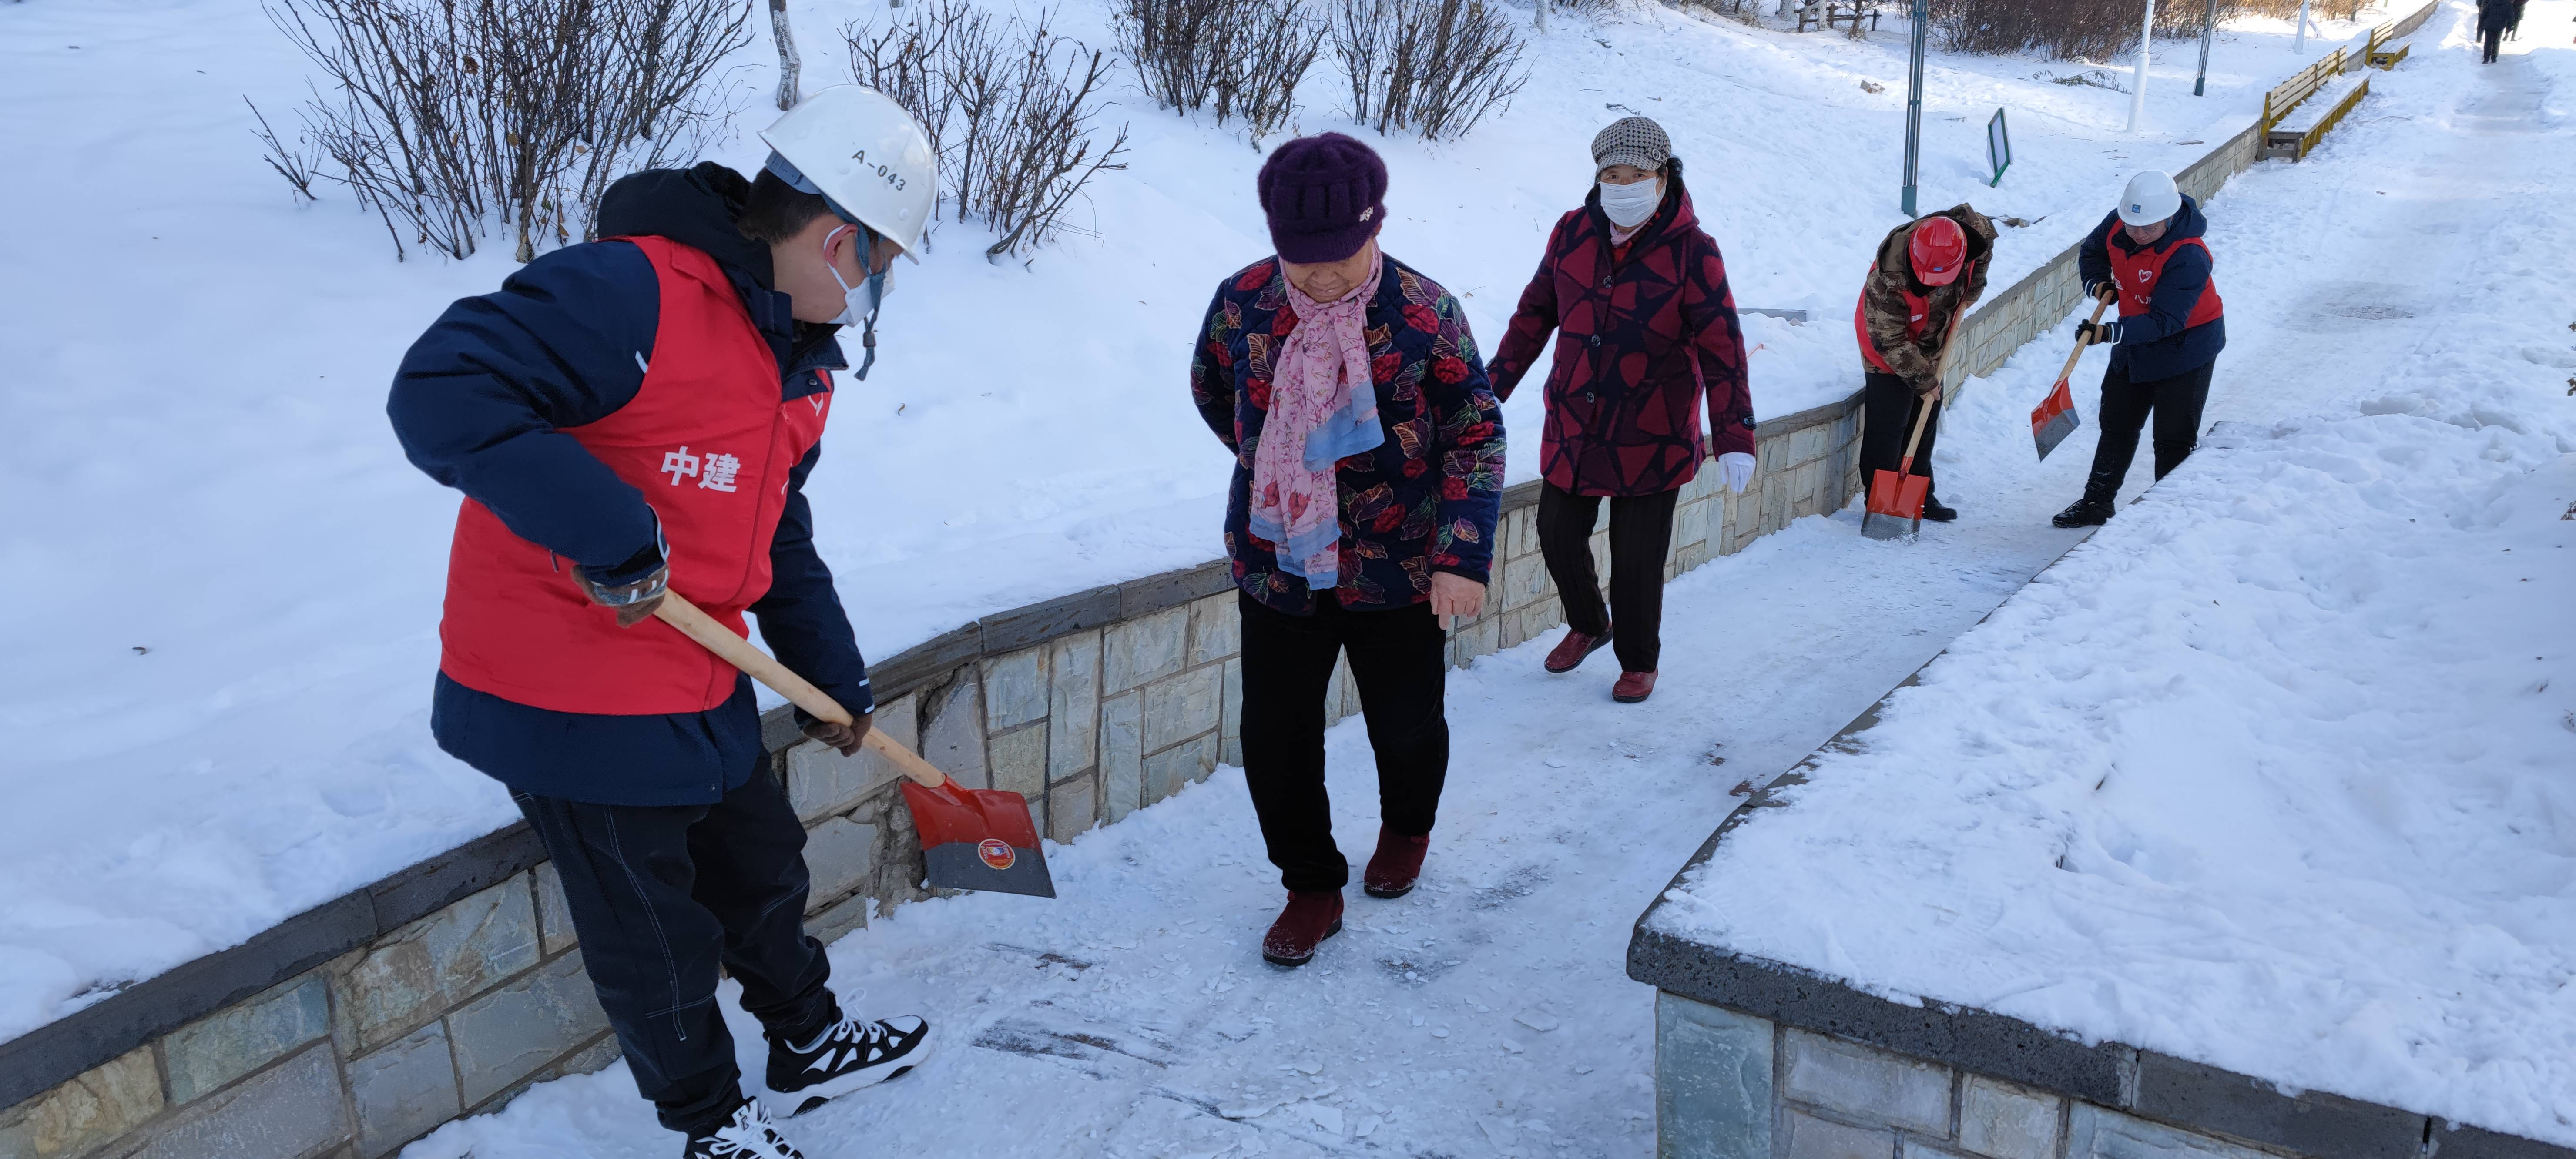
[653,593,1057,899]
[2031,295,2113,462]
[1861,315,1964,541]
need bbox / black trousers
[2081,360,2216,504]
[1858,371,1942,496]
[1237,591,1450,893]
[515,764,835,1136]
[1535,482,1680,673]
[2483,24,2502,60]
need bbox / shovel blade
[901,779,1057,898]
[1861,467,1929,540]
[2030,378,2080,461]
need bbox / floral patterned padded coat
[1191,254,1507,616]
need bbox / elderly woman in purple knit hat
[1189,133,1507,968]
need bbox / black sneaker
[1919,495,1958,523]
[2051,497,2114,528]
[766,1005,932,1115]
[684,1099,804,1159]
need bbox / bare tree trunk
[771,0,802,110]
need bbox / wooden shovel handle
[651,593,947,788]
[2056,295,2115,381]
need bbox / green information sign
[1987,108,2012,187]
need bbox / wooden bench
[2366,0,2438,68]
[2261,46,2368,162]
[1794,0,1878,32]
[2267,70,2368,161]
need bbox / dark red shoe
[1362,828,1430,899]
[1545,626,1613,674]
[1612,670,1658,703]
[1261,891,1344,967]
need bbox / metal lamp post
[2125,0,2153,133]
[2194,0,2219,95]
[1902,0,1928,216]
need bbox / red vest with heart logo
[2106,219,2225,329]
[437,235,832,714]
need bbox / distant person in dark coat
[2479,0,2511,61]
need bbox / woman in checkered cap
[1487,115,1757,706]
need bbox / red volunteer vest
[2106,221,2224,329]
[1855,263,1929,375]
[438,235,833,715]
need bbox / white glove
[1717,452,1756,495]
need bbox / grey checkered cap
[1591,116,1670,172]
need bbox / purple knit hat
[1257,133,1387,264]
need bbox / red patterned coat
[1488,166,1754,497]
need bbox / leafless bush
[1117,0,1325,146]
[263,0,750,262]
[845,3,1130,260]
[1332,0,1527,140]
[246,97,321,201]
[1926,0,2248,60]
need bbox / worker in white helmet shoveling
[388,87,954,1159]
[2052,170,2229,529]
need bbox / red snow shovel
[2031,296,2113,462]
[1861,321,1962,541]
[654,593,1057,898]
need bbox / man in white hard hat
[2052,170,2227,528]
[389,87,938,1159]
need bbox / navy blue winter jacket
[2078,195,2227,382]
[389,164,871,805]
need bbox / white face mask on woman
[1598,176,1662,229]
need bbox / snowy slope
[1655,4,2576,1146]
[0,0,2375,1046]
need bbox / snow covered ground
[319,9,2576,1154]
[1655,5,2576,1148]
[0,0,2385,1048]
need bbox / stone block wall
[0,869,611,1159]
[1656,991,2349,1159]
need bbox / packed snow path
[401,15,2576,1152]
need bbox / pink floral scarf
[1247,257,1386,590]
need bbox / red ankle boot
[1362,828,1430,898]
[1261,891,1344,967]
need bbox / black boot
[2052,497,2114,528]
[1919,493,1957,523]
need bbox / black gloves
[800,713,874,757]
[2076,319,2122,347]
[573,540,670,629]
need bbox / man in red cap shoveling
[1854,207,1996,523]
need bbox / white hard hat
[758,85,938,255]
[2117,170,2182,228]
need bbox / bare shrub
[1926,0,2256,60]
[1333,0,1527,140]
[245,97,321,202]
[263,0,750,261]
[1118,0,1325,146]
[845,3,1130,260]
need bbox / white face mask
[823,224,894,378]
[1598,177,1662,229]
